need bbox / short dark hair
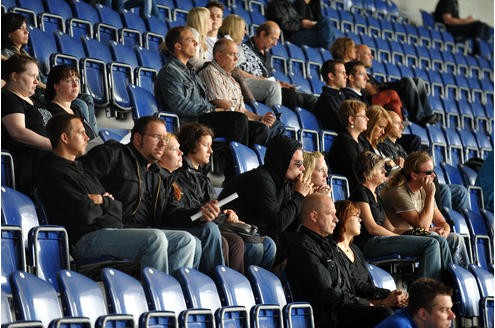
[320,59,344,83]
[131,116,165,141]
[206,1,224,11]
[2,54,38,82]
[2,13,27,50]
[407,278,453,314]
[45,64,80,102]
[176,122,214,155]
[337,99,367,128]
[213,38,232,56]
[163,26,189,55]
[353,151,385,184]
[46,113,80,149]
[255,21,276,37]
[344,60,365,77]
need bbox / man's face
[413,160,436,182]
[66,118,89,157]
[285,149,305,181]
[177,29,198,59]
[134,121,167,163]
[349,65,368,90]
[356,45,373,68]
[315,196,338,237]
[217,42,239,73]
[209,6,223,32]
[388,112,404,139]
[258,29,280,51]
[421,295,455,328]
[329,63,347,89]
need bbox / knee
[264,237,277,257]
[145,229,169,251]
[201,222,222,240]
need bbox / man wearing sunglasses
[381,152,470,269]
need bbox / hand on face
[294,174,313,197]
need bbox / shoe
[419,114,439,126]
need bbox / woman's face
[11,62,39,97]
[371,117,388,143]
[160,136,183,172]
[311,156,328,187]
[369,162,387,186]
[9,22,29,48]
[54,72,80,101]
[351,109,368,132]
[188,134,213,167]
[344,211,361,237]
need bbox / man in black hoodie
[219,135,313,264]
[37,114,195,274]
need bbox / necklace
[337,243,353,254]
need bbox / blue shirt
[375,309,417,328]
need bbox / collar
[168,55,195,73]
[210,60,231,77]
[127,144,160,172]
[323,85,342,94]
[344,87,362,96]
[300,225,334,244]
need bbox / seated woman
[327,99,368,189]
[1,54,52,194]
[186,7,212,71]
[333,199,408,307]
[161,123,276,273]
[302,151,331,195]
[330,37,356,63]
[349,151,452,280]
[44,65,101,149]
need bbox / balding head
[355,44,373,68]
[254,21,280,51]
[213,38,238,73]
[301,193,338,237]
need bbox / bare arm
[356,201,398,236]
[431,208,451,238]
[442,13,476,25]
[2,113,51,150]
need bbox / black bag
[218,222,266,244]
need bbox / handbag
[402,227,431,236]
[213,214,265,243]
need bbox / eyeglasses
[143,133,168,143]
[223,52,239,59]
[354,114,367,119]
[416,169,435,175]
[293,160,304,168]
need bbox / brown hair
[364,105,391,148]
[353,151,386,184]
[407,277,453,314]
[333,200,360,242]
[330,37,355,61]
[338,99,367,128]
[177,122,214,155]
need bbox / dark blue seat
[229,142,261,175]
[128,84,159,119]
[1,226,25,295]
[443,126,464,166]
[253,144,266,165]
[73,0,118,42]
[407,122,430,148]
[459,164,478,187]
[1,151,15,189]
[464,209,493,271]
[247,265,315,328]
[273,105,300,140]
[144,16,167,52]
[98,128,130,142]
[285,42,307,78]
[458,129,481,160]
[270,44,289,75]
[448,264,481,327]
[95,4,141,47]
[10,271,91,328]
[58,270,134,328]
[142,267,214,328]
[101,268,176,328]
[366,264,397,291]
[26,27,59,77]
[177,267,249,328]
[2,289,44,328]
[440,162,464,185]
[135,46,165,71]
[293,107,320,152]
[426,124,448,165]
[475,131,493,160]
[443,208,473,262]
[328,175,349,201]
[214,265,283,328]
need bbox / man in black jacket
[219,135,313,264]
[37,114,194,274]
[80,116,199,274]
[286,193,393,327]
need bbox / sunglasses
[294,160,304,168]
[416,169,435,175]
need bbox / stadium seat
[458,129,481,160]
[177,267,249,328]
[57,270,134,328]
[230,142,261,175]
[214,265,283,328]
[464,209,493,271]
[273,105,301,140]
[1,226,25,295]
[443,127,464,166]
[10,271,91,328]
[293,107,320,151]
[101,268,176,328]
[285,42,307,78]
[128,84,159,119]
[440,162,464,185]
[407,122,430,148]
[1,151,15,189]
[443,208,473,263]
[459,164,478,187]
[142,267,214,327]
[135,46,165,71]
[366,264,397,291]
[329,175,349,201]
[468,264,494,328]
[270,44,289,76]
[143,16,166,52]
[26,27,59,76]
[448,264,481,327]
[1,289,43,328]
[98,128,130,142]
[247,265,315,328]
[96,4,141,47]
[426,124,448,165]
[253,144,266,164]
[475,131,493,159]
[121,10,147,45]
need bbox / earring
[350,124,354,129]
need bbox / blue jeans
[289,17,336,49]
[73,93,98,134]
[244,236,276,270]
[106,0,162,19]
[438,183,469,214]
[446,232,470,268]
[363,235,446,280]
[182,222,225,274]
[72,228,197,275]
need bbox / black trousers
[335,304,394,328]
[446,21,492,54]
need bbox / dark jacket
[313,86,346,133]
[219,135,304,237]
[286,226,390,327]
[266,0,304,36]
[162,157,217,228]
[342,87,371,105]
[378,137,408,162]
[294,0,323,21]
[81,141,166,228]
[37,154,123,244]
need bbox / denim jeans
[289,17,336,49]
[72,228,197,275]
[182,222,225,274]
[438,183,469,214]
[244,236,276,270]
[363,235,445,280]
[106,0,162,19]
[446,232,470,268]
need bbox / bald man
[286,194,393,328]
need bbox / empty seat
[230,142,261,175]
[1,226,25,295]
[448,264,481,327]
[1,151,15,189]
[329,175,349,201]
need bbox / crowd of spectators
[1,0,492,327]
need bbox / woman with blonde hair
[363,105,391,153]
[302,151,331,194]
[187,7,212,70]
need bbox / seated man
[356,44,438,125]
[342,60,370,105]
[155,26,256,147]
[239,21,317,110]
[199,38,282,144]
[286,193,394,327]
[219,135,313,265]
[266,0,335,49]
[313,59,347,132]
[81,116,200,275]
[376,277,455,328]
[37,114,193,274]
[381,152,470,268]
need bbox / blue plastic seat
[448,264,481,327]
[426,124,448,165]
[366,264,397,291]
[73,0,118,42]
[475,131,493,160]
[1,226,25,295]
[101,268,176,328]
[407,122,430,148]
[273,105,300,140]
[135,46,165,71]
[142,267,214,327]
[98,128,130,142]
[177,267,249,328]
[443,126,464,168]
[27,27,59,77]
[143,16,167,52]
[443,208,473,262]
[293,107,321,152]
[229,142,261,175]
[10,271,91,328]
[459,129,481,160]
[468,264,494,328]
[328,175,349,201]
[247,265,315,328]
[1,151,15,189]
[2,289,43,328]
[95,4,141,47]
[270,44,289,75]
[128,84,159,119]
[58,270,134,328]
[464,209,493,271]
[253,144,266,165]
